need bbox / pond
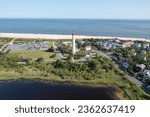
[0,79,122,100]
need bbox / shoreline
[0,32,150,42]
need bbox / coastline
[0,32,150,42]
[0,32,150,100]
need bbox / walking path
[0,38,15,52]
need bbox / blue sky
[0,0,150,19]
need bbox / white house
[63,41,72,46]
[85,46,92,51]
[143,43,149,49]
[96,41,103,45]
[132,52,137,57]
[143,70,150,79]
[140,50,147,54]
[102,43,112,50]
[141,56,147,61]
[134,43,142,48]
[136,64,146,71]
[105,39,133,48]
[122,41,134,48]
[80,41,85,45]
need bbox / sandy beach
[0,33,149,42]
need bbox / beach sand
[0,33,149,42]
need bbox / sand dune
[0,33,149,42]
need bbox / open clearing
[6,50,55,62]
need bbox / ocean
[0,19,150,38]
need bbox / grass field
[6,50,55,62]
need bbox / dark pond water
[0,80,119,100]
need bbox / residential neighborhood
[95,39,150,90]
[54,37,150,92]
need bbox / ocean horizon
[0,19,150,39]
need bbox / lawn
[6,50,55,62]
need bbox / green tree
[47,46,54,52]
[53,60,65,68]
[36,57,44,63]
[75,51,86,59]
[88,59,99,70]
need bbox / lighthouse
[72,31,76,55]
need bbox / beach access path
[0,38,15,52]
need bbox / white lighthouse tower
[72,31,76,55]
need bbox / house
[143,70,150,79]
[140,50,147,54]
[80,41,85,45]
[122,62,129,70]
[143,43,149,49]
[101,39,133,50]
[108,41,122,47]
[102,42,108,47]
[147,47,150,51]
[141,56,147,61]
[134,73,139,78]
[107,39,133,48]
[102,43,112,50]
[96,41,103,45]
[63,41,72,46]
[136,64,146,71]
[84,46,92,51]
[111,38,120,42]
[112,45,117,49]
[122,41,134,48]
[147,85,150,90]
[119,57,129,70]
[104,45,112,50]
[132,52,137,57]
[134,43,142,48]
